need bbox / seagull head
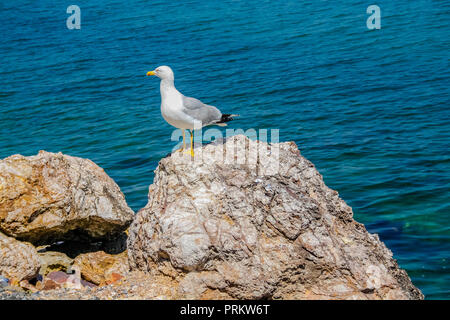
[147,66,174,81]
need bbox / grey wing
[182,95,222,126]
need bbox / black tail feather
[218,113,238,124]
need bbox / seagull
[146,66,238,157]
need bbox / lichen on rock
[38,251,73,276]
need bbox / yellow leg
[190,129,194,158]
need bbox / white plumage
[146,65,237,156]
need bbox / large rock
[0,232,40,283]
[128,135,423,300]
[0,151,134,244]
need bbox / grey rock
[128,135,423,300]
[0,276,9,288]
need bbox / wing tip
[220,114,238,123]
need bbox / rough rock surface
[38,251,73,276]
[0,151,134,244]
[0,232,40,283]
[128,135,423,300]
[0,271,177,300]
[72,251,129,286]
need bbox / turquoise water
[1,0,449,299]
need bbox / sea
[1,0,449,299]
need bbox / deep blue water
[1,0,449,299]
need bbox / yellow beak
[146,70,156,76]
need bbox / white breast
[160,84,195,130]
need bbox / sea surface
[1,0,449,299]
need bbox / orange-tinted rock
[106,272,123,285]
[0,151,134,244]
[41,278,61,290]
[73,251,128,286]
